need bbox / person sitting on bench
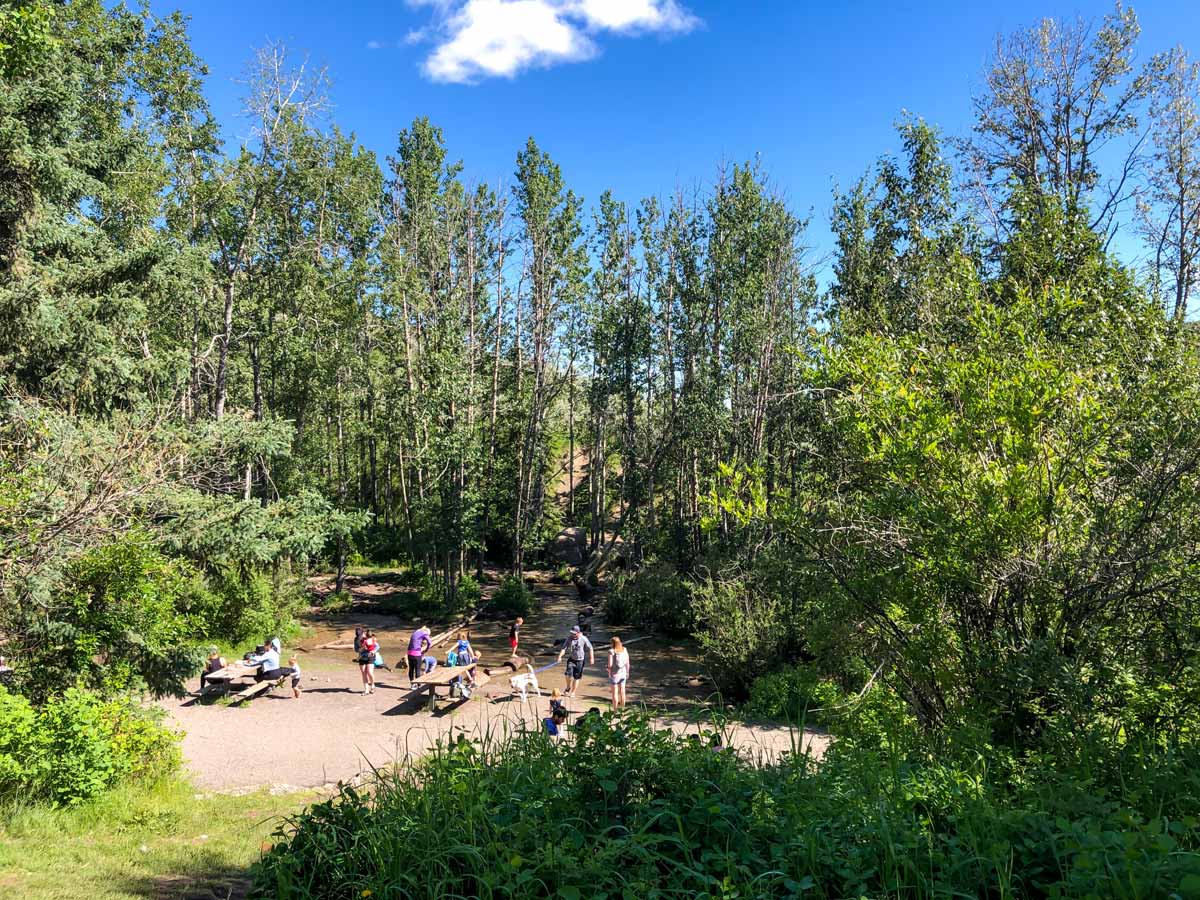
[199,649,226,692]
[245,644,290,682]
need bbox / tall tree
[1141,46,1200,321]
[967,4,1148,242]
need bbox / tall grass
[251,712,1200,899]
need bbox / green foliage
[159,487,346,574]
[744,663,841,726]
[251,713,1200,899]
[605,558,695,636]
[197,568,304,648]
[489,575,534,618]
[19,532,206,702]
[456,573,482,607]
[714,263,1200,746]
[0,686,179,806]
[0,2,56,79]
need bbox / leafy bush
[605,559,695,636]
[0,687,179,806]
[17,533,207,702]
[252,713,1200,899]
[200,569,304,648]
[744,663,842,726]
[692,575,791,698]
[489,576,534,618]
[456,574,481,608]
[729,283,1200,744]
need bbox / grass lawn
[0,778,317,900]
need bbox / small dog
[509,665,542,702]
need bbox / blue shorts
[566,660,585,680]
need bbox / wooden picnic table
[204,662,259,684]
[411,663,478,712]
[202,661,286,705]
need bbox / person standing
[359,630,379,694]
[607,636,630,709]
[509,617,523,654]
[556,625,594,698]
[288,656,302,698]
[406,626,431,686]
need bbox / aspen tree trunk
[214,281,234,420]
[567,355,575,524]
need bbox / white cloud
[409,0,700,84]
[572,0,698,33]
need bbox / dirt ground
[160,572,828,791]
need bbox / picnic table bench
[410,663,488,712]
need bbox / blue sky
[171,0,1200,275]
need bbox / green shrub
[489,576,534,618]
[605,559,694,636]
[0,687,37,798]
[693,576,790,698]
[456,574,481,607]
[251,713,1200,899]
[21,532,207,701]
[0,687,180,806]
[202,569,303,647]
[744,663,842,726]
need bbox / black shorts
[565,660,585,680]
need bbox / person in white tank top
[607,636,630,709]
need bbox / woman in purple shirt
[406,626,432,685]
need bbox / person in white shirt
[245,645,287,682]
[607,636,630,709]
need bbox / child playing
[454,631,477,686]
[542,706,568,737]
[549,688,566,717]
[289,656,302,698]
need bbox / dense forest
[6,1,1200,895]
